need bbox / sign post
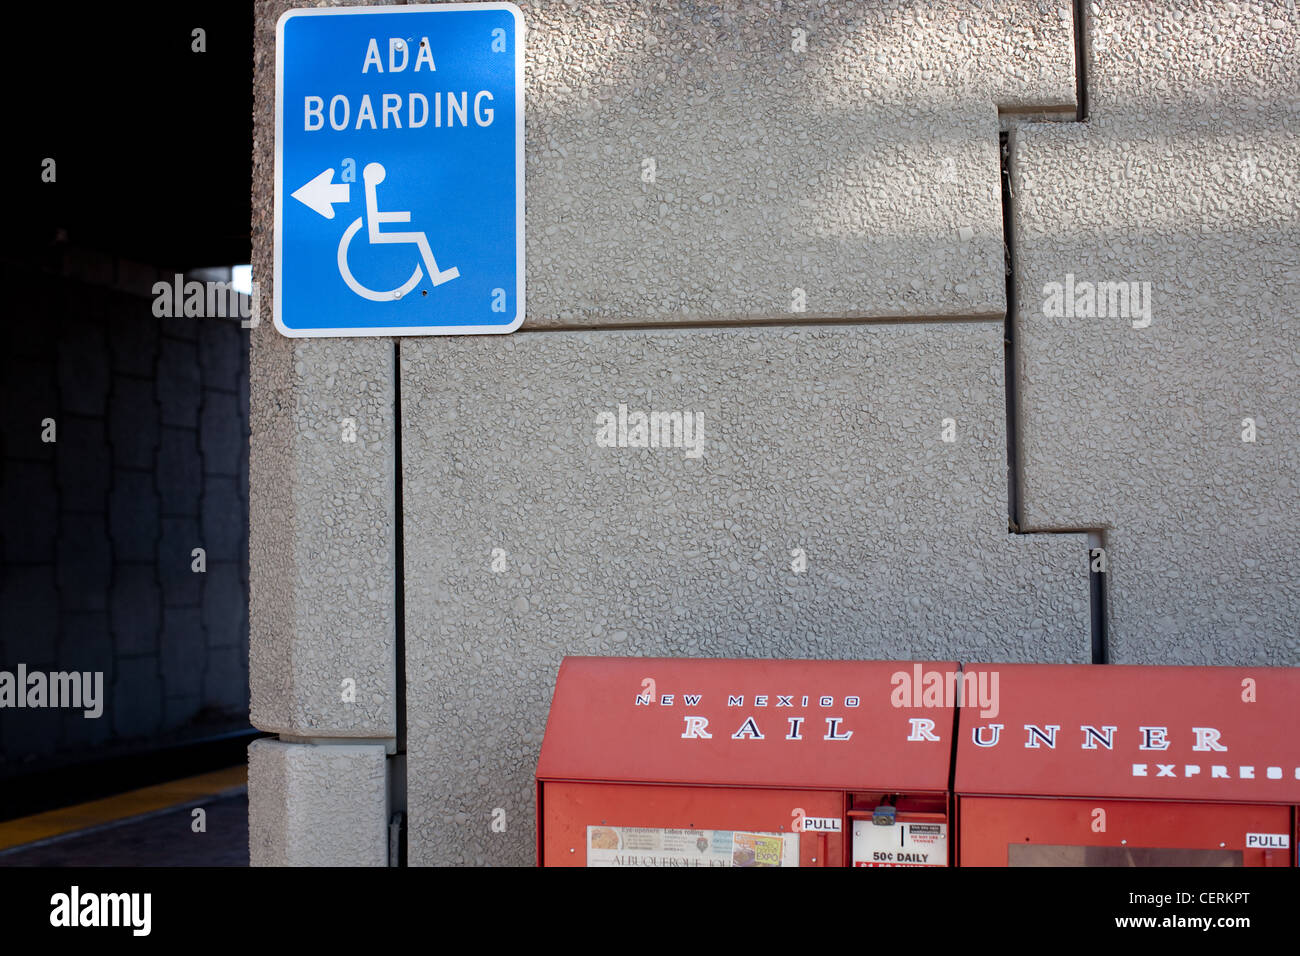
[274,3,524,337]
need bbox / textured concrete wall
[248,738,389,866]
[402,324,1089,864]
[250,0,1299,868]
[522,0,1076,326]
[391,0,1090,865]
[250,0,397,738]
[1,256,250,776]
[1010,0,1300,664]
[248,0,400,867]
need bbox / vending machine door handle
[799,831,828,867]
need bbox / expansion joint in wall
[995,4,1102,660]
[276,734,399,751]
[515,314,1005,335]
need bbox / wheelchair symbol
[336,162,460,301]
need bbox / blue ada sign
[274,3,524,337]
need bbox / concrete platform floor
[0,767,249,867]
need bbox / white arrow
[291,168,350,219]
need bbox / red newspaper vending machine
[954,664,1299,866]
[536,657,957,867]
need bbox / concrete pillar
[249,0,397,865]
[248,739,389,866]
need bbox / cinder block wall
[248,0,1300,866]
[0,256,251,777]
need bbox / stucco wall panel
[518,0,1077,326]
[400,323,1089,864]
[1010,1,1300,662]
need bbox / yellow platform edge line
[0,764,247,852]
